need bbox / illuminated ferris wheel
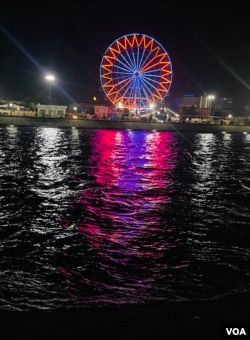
[100,33,173,111]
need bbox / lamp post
[45,74,55,104]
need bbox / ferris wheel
[100,33,173,111]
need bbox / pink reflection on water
[76,130,178,250]
[91,130,176,189]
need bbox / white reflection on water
[34,127,67,183]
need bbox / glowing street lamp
[45,74,55,104]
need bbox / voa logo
[226,328,247,336]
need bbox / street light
[45,74,55,104]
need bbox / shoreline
[1,116,250,133]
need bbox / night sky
[1,1,250,107]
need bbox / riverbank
[1,116,250,132]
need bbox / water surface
[0,126,250,311]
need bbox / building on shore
[0,101,34,117]
[36,104,68,118]
[173,94,233,118]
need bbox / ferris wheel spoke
[113,63,134,77]
[123,78,136,97]
[144,75,161,90]
[119,77,135,95]
[138,54,153,73]
[116,54,135,73]
[135,48,141,70]
[140,80,155,99]
[121,49,136,71]
[139,88,151,104]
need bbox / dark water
[0,125,250,312]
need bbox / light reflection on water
[0,126,250,311]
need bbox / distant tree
[34,92,48,105]
[85,105,95,115]
[23,97,37,111]
[29,102,37,111]
[23,96,33,108]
